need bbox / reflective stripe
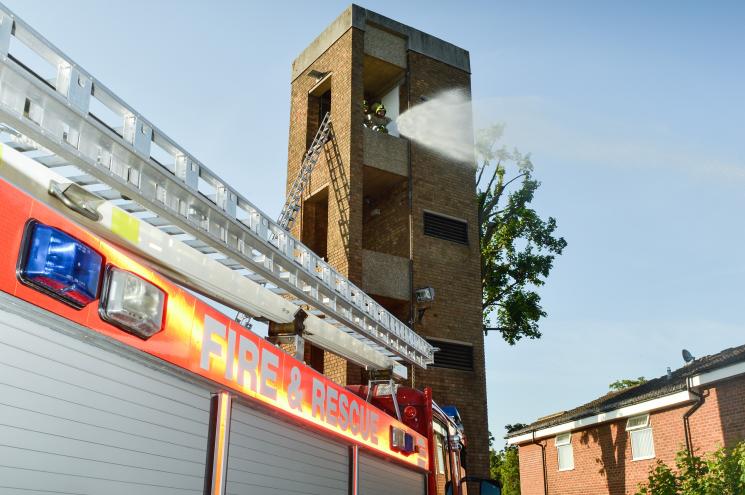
[211,392,232,495]
[111,207,140,244]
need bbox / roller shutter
[0,296,212,495]
[359,451,426,495]
[226,400,349,495]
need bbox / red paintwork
[0,177,428,468]
[346,384,466,494]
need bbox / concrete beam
[292,4,470,81]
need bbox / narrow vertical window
[627,414,655,460]
[555,433,574,471]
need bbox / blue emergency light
[19,222,103,308]
[390,426,417,455]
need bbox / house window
[555,433,574,471]
[627,414,655,460]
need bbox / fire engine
[0,3,500,494]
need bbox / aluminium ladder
[0,3,434,369]
[237,112,331,328]
[278,111,331,230]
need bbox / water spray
[396,88,475,165]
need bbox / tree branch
[501,172,528,192]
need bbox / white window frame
[555,433,574,471]
[627,414,656,461]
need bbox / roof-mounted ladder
[0,3,434,369]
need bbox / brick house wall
[517,376,745,495]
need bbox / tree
[477,125,567,344]
[609,376,647,391]
[636,442,745,495]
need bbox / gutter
[506,390,693,445]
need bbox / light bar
[390,426,416,455]
[18,222,103,308]
[100,267,166,339]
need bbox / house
[506,345,745,495]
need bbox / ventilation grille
[423,212,468,245]
[428,339,474,371]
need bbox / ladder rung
[183,239,218,254]
[217,258,242,269]
[244,272,267,283]
[36,155,68,167]
[159,225,184,235]
[98,189,121,200]
[143,216,171,227]
[67,174,99,186]
[119,202,147,213]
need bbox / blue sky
[7,0,744,444]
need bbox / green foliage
[609,377,647,391]
[636,442,745,495]
[476,125,567,344]
[489,429,522,495]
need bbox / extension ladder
[278,111,331,230]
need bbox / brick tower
[282,5,489,477]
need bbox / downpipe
[683,376,706,458]
[532,431,549,495]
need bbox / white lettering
[326,387,339,427]
[312,377,325,420]
[339,393,349,430]
[225,328,237,380]
[200,315,225,371]
[260,347,279,400]
[237,334,258,392]
[350,400,360,435]
[369,411,380,444]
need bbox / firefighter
[371,102,389,133]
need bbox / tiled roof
[506,344,745,438]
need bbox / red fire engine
[0,3,500,494]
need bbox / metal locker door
[226,400,349,495]
[358,451,426,495]
[0,295,213,495]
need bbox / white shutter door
[0,296,212,495]
[358,451,426,495]
[226,401,349,495]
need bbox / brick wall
[362,179,408,257]
[285,23,490,479]
[407,51,490,478]
[517,375,745,495]
[287,28,364,282]
[284,27,364,385]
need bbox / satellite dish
[682,349,695,363]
